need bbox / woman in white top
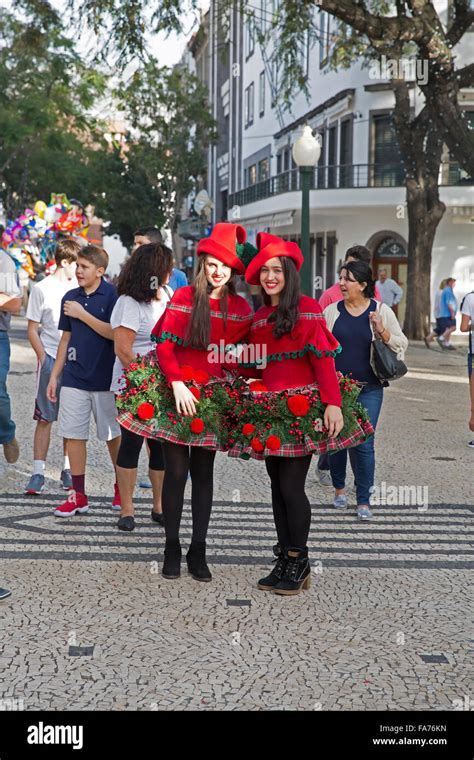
[111,243,173,532]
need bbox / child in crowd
[47,245,121,516]
[25,239,79,493]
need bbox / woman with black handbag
[323,260,408,520]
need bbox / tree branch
[317,0,427,43]
[457,62,474,87]
[447,0,474,46]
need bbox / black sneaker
[151,510,164,525]
[117,515,135,532]
[0,588,12,600]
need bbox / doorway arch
[366,231,408,322]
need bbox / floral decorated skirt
[226,376,375,461]
[115,353,240,451]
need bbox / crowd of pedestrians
[0,221,472,600]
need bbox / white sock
[33,460,45,476]
[63,456,70,470]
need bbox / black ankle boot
[162,539,181,579]
[273,547,311,596]
[257,544,287,591]
[186,541,212,582]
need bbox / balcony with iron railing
[229,162,473,208]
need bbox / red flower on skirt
[251,437,265,453]
[287,394,310,416]
[266,435,281,451]
[137,402,155,421]
[190,418,205,434]
[242,423,256,436]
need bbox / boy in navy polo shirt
[47,245,122,516]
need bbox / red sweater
[152,285,253,383]
[246,296,342,406]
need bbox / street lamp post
[292,125,321,296]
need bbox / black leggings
[116,426,165,470]
[265,455,313,548]
[161,442,216,543]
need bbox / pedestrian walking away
[436,277,458,350]
[424,278,448,348]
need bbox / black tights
[265,455,313,548]
[161,442,216,543]
[116,426,165,470]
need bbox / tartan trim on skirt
[227,420,374,460]
[116,411,228,451]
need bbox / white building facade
[196,1,474,325]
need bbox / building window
[245,83,254,127]
[246,15,255,58]
[249,164,257,184]
[299,30,310,79]
[259,71,265,116]
[371,114,405,186]
[260,0,267,34]
[339,118,353,187]
[259,158,269,181]
[270,56,280,106]
[318,11,331,68]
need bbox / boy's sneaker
[25,473,45,495]
[317,468,332,487]
[60,469,73,490]
[468,440,474,449]
[54,491,89,517]
[0,588,12,601]
[333,494,348,509]
[357,506,373,521]
[111,483,121,511]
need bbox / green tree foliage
[0,4,107,217]
[104,61,217,243]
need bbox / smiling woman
[118,223,254,584]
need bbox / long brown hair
[262,256,301,338]
[186,256,237,349]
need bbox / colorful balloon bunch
[1,194,89,278]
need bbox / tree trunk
[403,179,445,339]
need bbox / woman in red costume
[241,233,344,596]
[151,223,253,583]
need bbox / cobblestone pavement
[0,318,472,710]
